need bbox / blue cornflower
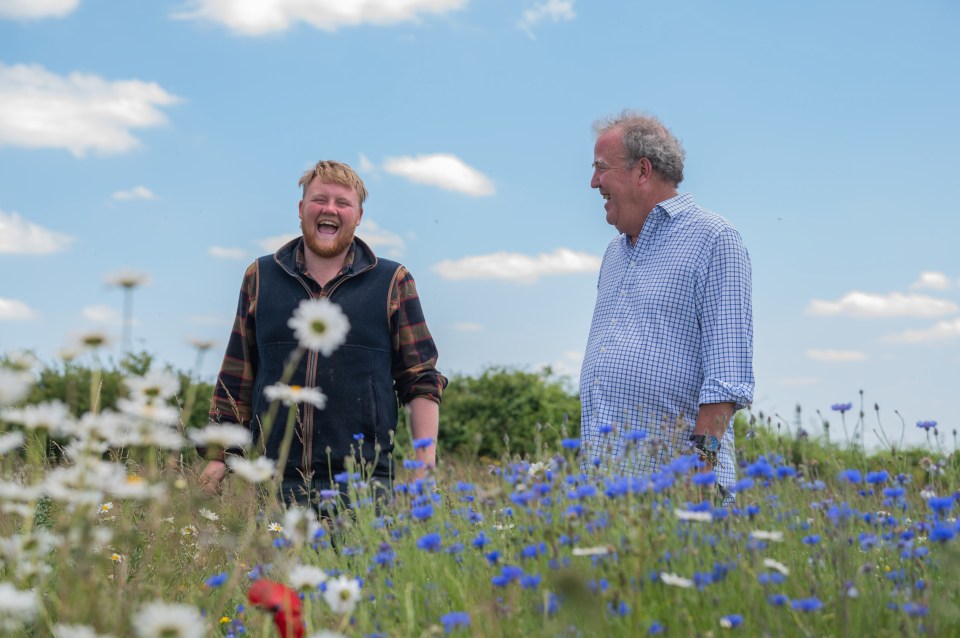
[838,469,862,484]
[901,602,928,617]
[930,522,956,542]
[791,597,823,612]
[404,459,425,470]
[204,572,228,588]
[352,433,364,442]
[745,458,774,479]
[802,534,821,545]
[916,420,937,430]
[648,621,665,634]
[866,470,889,484]
[928,495,955,514]
[598,424,614,434]
[501,565,524,581]
[485,550,501,564]
[732,478,755,493]
[608,601,630,617]
[624,429,646,442]
[776,466,797,479]
[767,593,788,606]
[883,486,905,498]
[831,402,853,413]
[520,543,545,559]
[440,611,470,633]
[720,614,743,628]
[520,574,542,589]
[416,533,442,552]
[473,532,490,549]
[561,438,580,449]
[456,481,474,493]
[693,471,717,486]
[411,504,434,521]
[413,437,434,449]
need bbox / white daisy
[287,298,350,355]
[264,383,327,409]
[659,572,694,588]
[572,545,612,556]
[0,582,39,631]
[226,456,276,483]
[763,558,790,575]
[53,623,116,638]
[116,397,180,427]
[199,508,219,522]
[0,431,25,455]
[125,367,180,403]
[74,330,112,352]
[188,424,252,450]
[674,508,713,522]
[105,269,151,289]
[0,368,32,406]
[132,601,205,638]
[322,574,361,615]
[1,400,74,435]
[282,506,323,546]
[750,530,785,542]
[288,564,328,590]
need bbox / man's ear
[357,207,363,225]
[298,200,304,220]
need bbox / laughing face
[591,127,646,239]
[298,180,363,260]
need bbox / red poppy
[248,579,304,638]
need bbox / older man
[579,111,754,494]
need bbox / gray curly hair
[593,111,685,186]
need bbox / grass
[1,358,958,637]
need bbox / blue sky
[1,0,957,449]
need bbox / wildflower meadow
[1,298,959,637]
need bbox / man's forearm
[408,396,439,469]
[695,402,735,437]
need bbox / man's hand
[199,460,228,495]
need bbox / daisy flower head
[132,601,205,638]
[287,298,350,355]
[53,623,117,638]
[188,423,252,450]
[322,574,361,615]
[124,367,180,404]
[199,508,219,521]
[226,456,277,484]
[264,383,327,409]
[0,582,39,631]
[105,269,151,289]
[288,564,328,591]
[282,506,323,546]
[74,330,113,352]
[0,367,33,406]
[267,521,284,533]
[0,431,25,455]
[659,572,694,588]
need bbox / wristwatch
[690,434,721,466]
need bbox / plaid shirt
[210,237,447,427]
[579,194,754,491]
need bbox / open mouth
[316,219,340,236]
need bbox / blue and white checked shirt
[579,193,754,490]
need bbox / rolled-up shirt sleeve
[697,227,754,410]
[389,266,448,405]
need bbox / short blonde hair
[298,160,368,204]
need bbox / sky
[1,0,958,450]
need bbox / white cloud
[82,304,121,325]
[518,0,575,38]
[112,186,156,201]
[357,152,376,174]
[0,62,180,157]
[383,153,494,196]
[209,245,248,260]
[911,271,952,290]
[173,0,466,36]
[805,349,868,362]
[435,248,601,284]
[539,350,582,380]
[0,210,75,254]
[0,0,78,19]
[884,318,960,344]
[452,322,482,332]
[806,291,958,318]
[0,297,37,320]
[259,234,298,253]
[358,220,405,257]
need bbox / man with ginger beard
[579,111,754,500]
[199,160,447,510]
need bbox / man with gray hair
[579,111,754,497]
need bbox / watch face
[703,436,721,453]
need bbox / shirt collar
[294,240,357,276]
[656,192,695,218]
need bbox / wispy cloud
[911,271,952,290]
[358,220,405,257]
[173,0,466,36]
[0,210,75,254]
[435,248,600,283]
[806,291,958,318]
[884,318,960,344]
[208,246,247,260]
[357,152,376,174]
[0,63,180,157]
[0,297,37,320]
[112,186,156,201]
[518,0,575,39]
[0,0,79,19]
[259,234,298,254]
[806,349,868,362]
[82,304,121,325]
[538,350,582,380]
[384,153,494,196]
[452,322,482,332]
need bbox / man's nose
[590,172,600,189]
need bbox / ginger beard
[300,213,358,259]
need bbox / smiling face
[298,180,363,260]
[591,127,648,239]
